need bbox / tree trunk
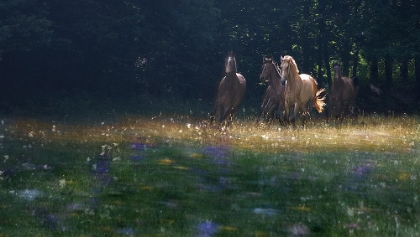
[323,41,331,89]
[399,58,409,82]
[317,41,324,88]
[317,0,330,89]
[384,55,393,89]
[301,1,311,73]
[370,58,379,83]
[341,39,351,76]
[352,50,359,78]
[415,56,420,101]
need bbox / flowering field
[1,115,420,236]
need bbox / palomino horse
[257,56,285,125]
[328,62,359,122]
[279,55,326,125]
[210,51,246,125]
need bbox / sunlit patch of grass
[8,114,419,155]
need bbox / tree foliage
[0,0,52,58]
[0,0,419,114]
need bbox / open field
[0,114,420,236]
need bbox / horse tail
[314,88,326,113]
[311,78,326,113]
[352,76,359,87]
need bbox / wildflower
[59,179,66,189]
[197,220,219,237]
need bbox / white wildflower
[59,179,66,189]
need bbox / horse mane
[272,61,283,79]
[264,55,282,79]
[283,55,299,78]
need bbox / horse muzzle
[280,77,286,86]
[259,76,268,83]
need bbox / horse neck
[269,65,282,88]
[225,71,239,85]
[226,67,237,75]
[333,68,343,84]
[286,68,300,87]
[335,75,351,88]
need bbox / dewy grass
[0,114,419,236]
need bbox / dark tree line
[1,0,420,115]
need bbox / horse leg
[348,102,358,120]
[333,105,340,121]
[266,100,276,123]
[275,109,281,124]
[256,108,264,125]
[329,99,340,122]
[256,97,269,125]
[300,103,310,127]
[268,109,275,123]
[227,113,234,127]
[344,102,356,121]
[284,102,290,125]
[339,101,346,123]
[219,104,227,123]
[290,102,299,126]
[264,98,274,123]
[210,103,218,125]
[276,103,285,126]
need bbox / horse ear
[280,55,284,61]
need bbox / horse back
[299,74,317,99]
[341,77,358,101]
[235,73,246,105]
[236,73,246,87]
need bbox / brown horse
[279,55,326,125]
[328,62,359,122]
[210,51,246,125]
[257,56,285,125]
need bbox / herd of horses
[210,51,359,127]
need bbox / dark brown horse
[210,51,246,125]
[257,56,285,125]
[328,62,359,122]
[279,55,326,125]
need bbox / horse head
[333,62,341,80]
[259,55,273,82]
[280,55,300,86]
[225,51,237,74]
[279,56,289,85]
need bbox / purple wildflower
[204,146,230,159]
[352,164,372,179]
[197,221,219,237]
[131,143,147,150]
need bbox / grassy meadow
[0,113,420,236]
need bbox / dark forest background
[1,0,420,118]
